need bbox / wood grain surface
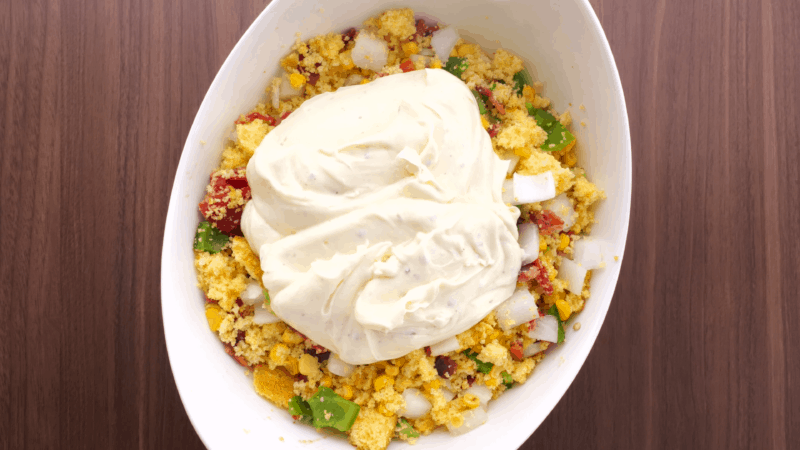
[1,0,797,448]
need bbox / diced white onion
[344,74,364,86]
[327,354,355,377]
[447,407,488,436]
[518,222,540,265]
[495,287,537,331]
[351,32,388,71]
[398,388,432,419]
[542,193,576,231]
[431,27,460,62]
[438,388,455,402]
[523,341,544,357]
[572,238,609,270]
[429,336,460,356]
[502,172,556,205]
[506,155,521,176]
[559,258,588,293]
[271,81,280,109]
[419,48,435,57]
[279,73,303,100]
[240,280,263,305]
[253,306,280,325]
[463,385,493,408]
[527,315,559,343]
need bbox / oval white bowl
[160,0,631,448]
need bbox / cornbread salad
[192,8,607,450]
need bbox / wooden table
[2,0,797,448]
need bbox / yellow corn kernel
[320,375,333,388]
[377,404,394,417]
[401,41,419,55]
[298,354,319,376]
[338,385,354,400]
[555,298,572,321]
[564,151,577,167]
[289,73,306,88]
[513,147,531,157]
[282,329,304,344]
[558,234,571,251]
[462,393,480,410]
[284,357,299,375]
[431,58,443,69]
[539,239,548,251]
[481,117,489,129]
[385,365,400,377]
[487,330,501,341]
[548,269,556,281]
[522,85,536,102]
[423,379,441,392]
[269,343,290,364]
[374,375,394,391]
[484,377,499,388]
[204,304,225,332]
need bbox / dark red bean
[435,355,457,379]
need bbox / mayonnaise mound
[242,69,522,365]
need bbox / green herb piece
[525,104,576,153]
[472,90,487,115]
[307,386,361,432]
[462,349,494,374]
[501,371,514,389]
[193,221,229,254]
[288,396,314,425]
[395,418,420,439]
[513,69,533,96]
[444,57,468,79]
[547,305,566,344]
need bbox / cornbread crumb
[349,408,395,450]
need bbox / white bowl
[161,0,631,448]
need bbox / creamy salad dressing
[243,69,522,364]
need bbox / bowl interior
[161,0,631,448]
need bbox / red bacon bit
[199,167,252,235]
[517,263,540,283]
[400,60,415,73]
[476,86,506,115]
[342,27,358,45]
[224,343,251,368]
[296,374,309,382]
[424,346,432,357]
[434,356,457,379]
[376,72,389,78]
[236,330,246,343]
[534,210,565,236]
[205,295,218,304]
[307,73,320,86]
[239,305,254,318]
[488,123,500,138]
[280,110,292,120]
[518,260,554,295]
[235,111,277,126]
[466,375,476,387]
[414,19,440,39]
[532,259,554,295]
[509,341,524,361]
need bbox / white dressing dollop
[243,69,521,364]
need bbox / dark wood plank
[0,0,797,449]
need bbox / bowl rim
[161,0,631,447]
